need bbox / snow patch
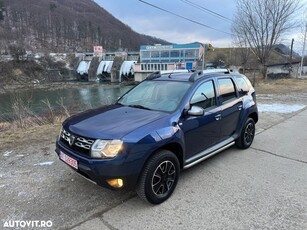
[257,95,273,100]
[14,170,32,175]
[258,103,306,113]
[18,192,27,197]
[3,151,12,157]
[49,53,67,62]
[34,161,54,166]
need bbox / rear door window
[218,78,237,104]
[235,76,249,96]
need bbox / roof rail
[147,69,192,80]
[189,68,234,82]
[160,69,189,74]
[188,70,203,82]
[146,71,161,80]
[202,68,232,74]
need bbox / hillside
[0,0,168,53]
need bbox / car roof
[146,69,240,82]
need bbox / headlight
[91,139,123,158]
[58,127,63,138]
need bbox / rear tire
[136,150,179,204]
[236,118,255,149]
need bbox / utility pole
[300,23,307,78]
[289,38,294,77]
[202,44,206,70]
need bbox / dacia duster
[55,69,258,204]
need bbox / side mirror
[188,106,204,116]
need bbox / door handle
[215,114,221,121]
[238,105,243,111]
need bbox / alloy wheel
[151,160,176,196]
[244,122,255,145]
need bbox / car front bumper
[55,140,140,191]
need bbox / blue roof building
[140,42,203,64]
[136,42,208,73]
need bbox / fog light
[107,179,123,188]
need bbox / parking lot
[1,92,307,230]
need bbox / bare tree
[0,0,5,21]
[232,0,299,78]
[9,44,25,62]
[232,34,252,74]
[299,11,307,77]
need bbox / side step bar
[183,141,235,169]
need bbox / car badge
[68,135,76,146]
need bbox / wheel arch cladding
[249,111,258,123]
[161,142,184,169]
[140,142,184,180]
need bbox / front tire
[136,150,180,204]
[236,118,255,149]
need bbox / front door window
[190,80,216,110]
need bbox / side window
[218,78,237,103]
[190,81,216,109]
[235,76,249,96]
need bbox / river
[0,84,133,121]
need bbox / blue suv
[55,69,258,204]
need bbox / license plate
[60,151,78,170]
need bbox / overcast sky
[95,0,306,54]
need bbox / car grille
[60,128,95,157]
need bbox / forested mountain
[0,0,168,53]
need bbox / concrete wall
[110,56,125,83]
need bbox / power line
[180,0,233,23]
[137,0,234,36]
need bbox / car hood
[64,104,168,139]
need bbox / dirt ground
[254,78,307,94]
[0,79,306,229]
[0,124,61,153]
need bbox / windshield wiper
[128,104,152,110]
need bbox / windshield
[117,80,191,112]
